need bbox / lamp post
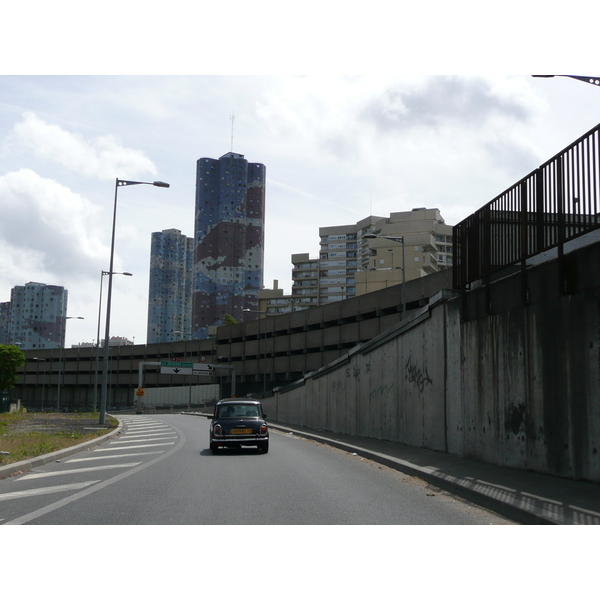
[94,270,132,412]
[364,234,406,320]
[532,75,600,87]
[57,316,84,411]
[100,179,169,425]
[173,330,192,407]
[243,308,268,394]
[32,357,46,410]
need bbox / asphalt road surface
[0,414,515,525]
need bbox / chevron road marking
[0,481,100,502]
[17,463,142,480]
[93,442,176,451]
[66,451,164,463]
[116,432,176,439]
[109,436,177,444]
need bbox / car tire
[259,441,269,454]
[210,442,218,454]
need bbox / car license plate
[231,428,252,434]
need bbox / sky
[1,3,599,351]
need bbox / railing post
[535,168,544,254]
[520,180,530,305]
[557,155,567,293]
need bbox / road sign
[193,363,214,372]
[161,366,193,375]
[161,361,193,368]
[159,361,212,375]
[136,387,144,396]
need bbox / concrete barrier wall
[140,384,219,407]
[269,245,600,483]
[271,301,450,452]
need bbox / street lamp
[57,316,84,411]
[243,308,268,393]
[364,234,406,320]
[100,178,169,425]
[532,75,600,87]
[94,270,132,412]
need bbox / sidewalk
[269,422,600,525]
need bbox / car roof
[217,399,261,405]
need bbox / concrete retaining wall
[139,384,219,407]
[267,243,600,483]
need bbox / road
[0,414,515,525]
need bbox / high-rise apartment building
[291,209,453,304]
[192,152,266,338]
[0,302,11,344]
[291,216,383,306]
[4,282,68,349]
[147,228,194,344]
[355,208,453,294]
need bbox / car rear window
[217,404,261,418]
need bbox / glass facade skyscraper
[192,152,266,339]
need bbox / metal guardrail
[454,121,600,290]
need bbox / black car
[208,399,269,454]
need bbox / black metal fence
[454,121,600,290]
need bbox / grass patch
[0,412,118,467]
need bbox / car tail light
[260,424,268,435]
[214,424,223,436]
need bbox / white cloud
[8,112,157,180]
[0,169,107,280]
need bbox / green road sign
[160,361,193,368]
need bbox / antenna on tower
[230,112,235,151]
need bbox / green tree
[223,314,237,326]
[0,344,26,392]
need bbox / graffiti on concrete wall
[369,381,396,399]
[345,361,371,382]
[405,354,433,393]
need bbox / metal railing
[454,121,600,290]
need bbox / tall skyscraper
[0,302,10,344]
[147,228,194,344]
[192,152,266,338]
[6,282,68,349]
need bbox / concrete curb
[0,415,124,480]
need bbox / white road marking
[116,432,176,439]
[107,438,177,445]
[123,425,162,429]
[0,481,100,502]
[66,451,164,463]
[18,463,142,480]
[94,442,176,451]
[4,421,187,525]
